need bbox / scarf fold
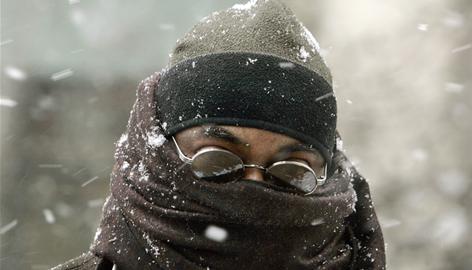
[90,72,386,269]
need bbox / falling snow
[0,97,18,108]
[380,218,402,229]
[451,43,472,54]
[204,225,228,242]
[81,176,99,187]
[278,62,295,69]
[417,23,429,31]
[315,92,334,102]
[88,199,105,208]
[43,208,56,224]
[0,39,14,46]
[444,82,464,93]
[0,219,18,234]
[4,66,27,80]
[310,218,325,226]
[51,68,74,81]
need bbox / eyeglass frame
[171,136,327,195]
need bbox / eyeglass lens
[266,163,317,193]
[190,149,317,193]
[191,150,244,183]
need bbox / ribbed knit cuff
[156,52,336,163]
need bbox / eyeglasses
[171,136,327,195]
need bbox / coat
[51,252,113,270]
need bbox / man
[52,0,385,269]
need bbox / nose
[243,167,265,182]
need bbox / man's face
[175,124,326,182]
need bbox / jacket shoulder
[50,251,113,270]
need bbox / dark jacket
[51,252,113,270]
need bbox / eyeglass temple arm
[317,163,328,186]
[172,136,193,163]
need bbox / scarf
[90,72,386,270]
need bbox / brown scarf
[90,72,386,269]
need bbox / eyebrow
[278,144,324,162]
[199,125,324,161]
[201,125,246,145]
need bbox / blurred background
[1,0,471,269]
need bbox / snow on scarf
[90,72,386,270]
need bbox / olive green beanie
[169,0,332,85]
[156,0,337,164]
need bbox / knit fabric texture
[157,52,336,163]
[89,72,386,270]
[158,0,337,163]
[168,0,332,86]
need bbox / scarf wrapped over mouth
[90,72,386,270]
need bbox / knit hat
[156,0,337,163]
